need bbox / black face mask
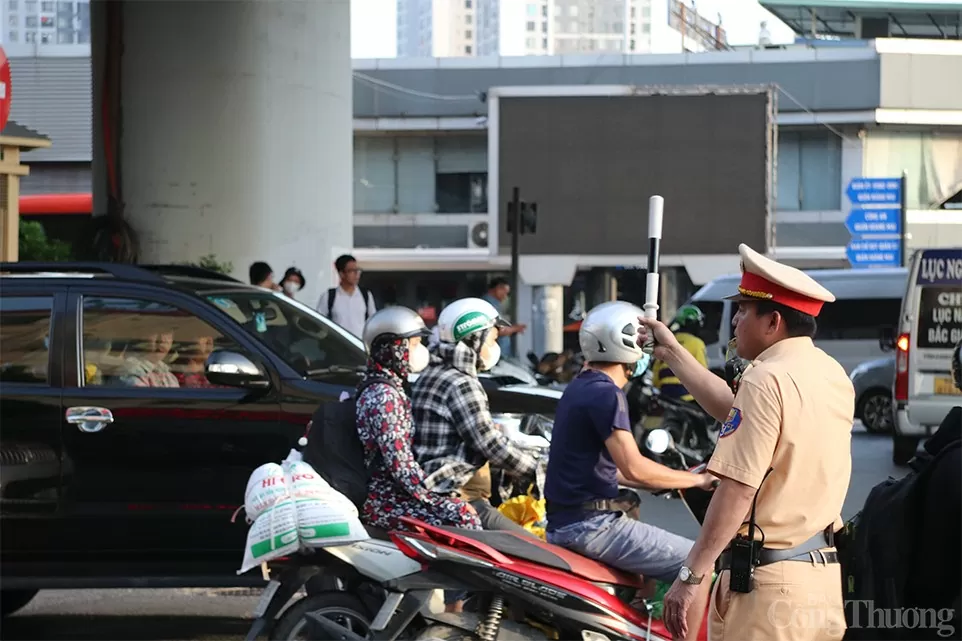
[724,338,750,395]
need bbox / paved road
[3,426,904,641]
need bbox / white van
[686,267,908,377]
[888,247,962,464]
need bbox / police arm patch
[719,408,743,438]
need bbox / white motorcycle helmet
[579,300,646,365]
[436,297,508,344]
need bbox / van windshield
[916,287,962,350]
[688,301,724,345]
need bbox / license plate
[252,580,280,618]
[934,376,961,396]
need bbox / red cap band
[737,271,825,317]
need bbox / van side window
[691,301,723,345]
[815,299,902,341]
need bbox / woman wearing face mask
[355,306,482,533]
[279,267,305,299]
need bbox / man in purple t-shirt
[544,301,716,641]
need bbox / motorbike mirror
[645,428,672,455]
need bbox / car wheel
[892,435,921,466]
[1,590,39,617]
[859,390,894,434]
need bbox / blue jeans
[546,512,692,583]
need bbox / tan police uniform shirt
[707,336,854,549]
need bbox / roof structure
[760,0,962,39]
[0,120,52,150]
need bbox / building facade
[398,0,726,58]
[1,0,90,50]
[10,38,962,357]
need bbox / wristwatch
[678,566,704,585]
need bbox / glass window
[204,292,365,375]
[777,130,842,211]
[916,287,962,350]
[8,0,17,9]
[0,296,53,385]
[688,301,724,346]
[815,299,902,341]
[465,14,471,24]
[40,0,52,10]
[527,3,537,16]
[464,45,472,54]
[81,296,244,388]
[526,20,535,30]
[436,172,487,214]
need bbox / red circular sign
[0,45,11,132]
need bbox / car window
[0,296,54,385]
[815,298,902,341]
[204,291,366,374]
[690,301,723,345]
[81,296,242,388]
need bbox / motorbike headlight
[492,413,553,445]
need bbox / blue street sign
[846,177,902,207]
[845,208,901,236]
[846,238,902,268]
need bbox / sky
[350,0,798,59]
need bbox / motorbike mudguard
[245,564,326,641]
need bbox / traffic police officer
[638,243,854,641]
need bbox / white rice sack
[283,460,369,548]
[237,497,300,575]
[244,463,288,522]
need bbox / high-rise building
[398,0,478,57]
[399,0,726,58]
[1,0,91,51]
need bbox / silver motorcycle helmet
[579,300,646,365]
[361,306,429,352]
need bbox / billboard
[490,86,775,257]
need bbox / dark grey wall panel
[496,91,773,256]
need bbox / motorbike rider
[652,304,708,401]
[355,307,482,532]
[411,297,541,528]
[544,300,716,641]
[411,297,542,612]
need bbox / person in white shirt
[316,254,377,338]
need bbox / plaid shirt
[411,338,539,495]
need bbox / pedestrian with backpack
[354,306,481,533]
[842,340,961,640]
[316,254,376,338]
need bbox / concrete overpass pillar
[104,0,352,304]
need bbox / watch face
[680,567,691,581]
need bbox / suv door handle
[66,407,115,433]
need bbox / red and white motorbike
[249,427,711,641]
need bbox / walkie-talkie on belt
[729,468,773,593]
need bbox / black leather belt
[718,528,839,569]
[547,495,639,514]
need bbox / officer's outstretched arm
[662,341,733,422]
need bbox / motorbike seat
[437,525,645,589]
[364,525,392,541]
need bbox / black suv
[0,262,559,616]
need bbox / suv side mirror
[205,350,270,389]
[878,326,897,353]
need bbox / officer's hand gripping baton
[641,195,663,355]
